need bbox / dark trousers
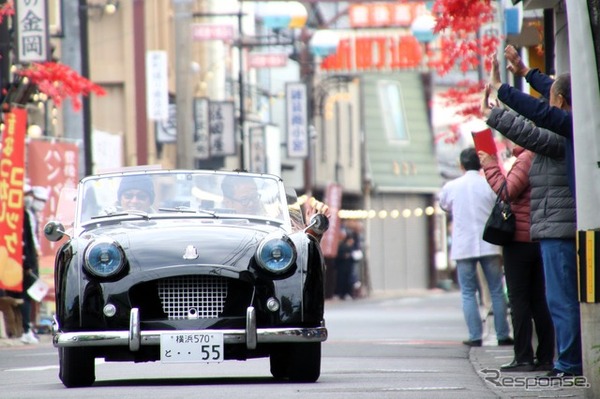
[503,241,555,364]
[335,261,354,299]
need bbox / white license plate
[160,332,224,363]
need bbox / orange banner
[0,107,27,291]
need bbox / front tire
[269,342,321,382]
[269,349,288,380]
[59,347,95,388]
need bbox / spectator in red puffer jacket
[478,144,555,373]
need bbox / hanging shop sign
[193,97,210,160]
[209,101,236,157]
[285,82,308,158]
[15,0,50,63]
[156,102,177,143]
[146,51,169,121]
[249,126,266,174]
[248,53,288,68]
[348,2,426,28]
[192,24,234,42]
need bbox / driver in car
[117,176,155,212]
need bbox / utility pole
[62,1,85,178]
[0,0,10,94]
[173,0,194,169]
[237,5,246,171]
[78,0,93,176]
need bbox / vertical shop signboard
[286,82,308,158]
[146,51,169,121]
[15,0,50,63]
[193,97,210,159]
[249,126,266,173]
[209,101,236,157]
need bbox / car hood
[81,219,283,273]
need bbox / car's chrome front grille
[157,275,228,320]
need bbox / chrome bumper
[53,307,327,351]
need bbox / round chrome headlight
[84,239,126,278]
[255,234,297,275]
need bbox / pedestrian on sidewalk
[334,224,357,300]
[6,185,49,344]
[477,125,555,371]
[439,147,513,347]
[486,46,581,378]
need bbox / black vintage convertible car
[44,169,329,387]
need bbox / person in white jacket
[439,147,512,347]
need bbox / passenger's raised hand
[504,45,530,77]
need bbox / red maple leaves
[432,0,495,34]
[16,62,106,110]
[431,0,499,119]
[0,1,14,25]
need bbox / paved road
[0,290,589,398]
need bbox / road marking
[5,359,105,372]
[5,365,58,371]
[384,387,466,391]
[326,339,461,345]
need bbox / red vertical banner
[27,140,79,303]
[27,140,79,259]
[320,183,343,258]
[0,107,27,291]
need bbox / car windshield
[74,170,289,228]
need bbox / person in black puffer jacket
[484,102,579,377]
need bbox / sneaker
[462,339,482,347]
[544,368,578,377]
[20,329,39,345]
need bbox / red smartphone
[472,128,497,155]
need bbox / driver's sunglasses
[122,191,150,201]
[235,193,260,206]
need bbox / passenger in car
[221,175,263,214]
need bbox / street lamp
[410,13,436,69]
[309,29,341,58]
[410,14,436,44]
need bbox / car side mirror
[44,221,67,242]
[306,213,329,236]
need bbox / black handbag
[482,182,516,245]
